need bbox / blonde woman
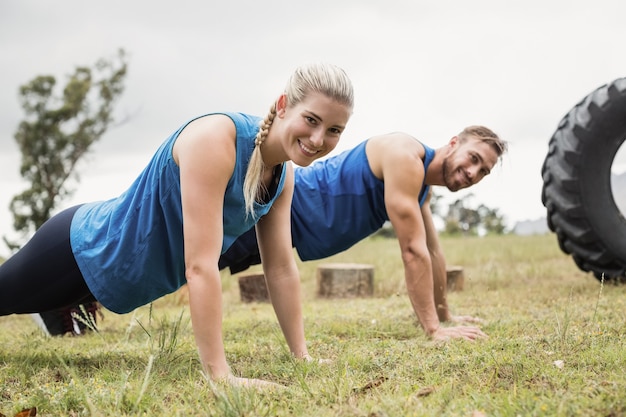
[0,63,354,387]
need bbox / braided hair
[243,63,354,217]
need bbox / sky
[1,0,626,257]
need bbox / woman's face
[275,91,352,167]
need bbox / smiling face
[275,91,351,167]
[442,136,499,192]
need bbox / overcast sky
[1,0,626,256]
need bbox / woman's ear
[276,94,288,117]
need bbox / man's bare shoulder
[366,132,426,179]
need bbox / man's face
[442,136,499,192]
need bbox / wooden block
[317,263,374,298]
[446,266,465,292]
[238,273,269,303]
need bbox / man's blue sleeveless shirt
[291,139,435,261]
[70,112,285,313]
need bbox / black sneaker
[31,302,102,336]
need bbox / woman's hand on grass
[222,374,284,389]
[431,325,487,342]
[301,353,332,364]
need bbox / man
[220,126,507,341]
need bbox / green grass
[1,234,626,416]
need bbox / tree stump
[317,263,374,298]
[238,273,269,303]
[446,266,465,292]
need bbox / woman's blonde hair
[243,63,354,217]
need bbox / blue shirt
[70,112,286,313]
[292,139,434,260]
[217,138,436,273]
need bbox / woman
[0,62,354,387]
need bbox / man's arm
[369,135,443,335]
[422,191,485,326]
[420,190,451,322]
[368,133,486,341]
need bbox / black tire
[541,77,626,281]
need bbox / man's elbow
[399,244,430,267]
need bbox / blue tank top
[70,112,285,313]
[291,139,435,261]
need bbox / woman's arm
[173,115,241,381]
[255,164,309,359]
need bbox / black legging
[0,205,96,315]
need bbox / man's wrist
[424,322,441,336]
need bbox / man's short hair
[459,125,508,158]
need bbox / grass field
[1,233,625,416]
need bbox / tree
[443,195,482,235]
[476,204,508,235]
[429,189,444,218]
[4,49,128,251]
[443,194,508,236]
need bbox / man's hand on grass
[449,314,485,325]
